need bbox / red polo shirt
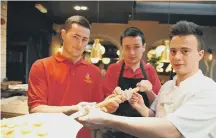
[103,60,161,97]
[28,52,103,138]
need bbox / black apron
[102,62,150,138]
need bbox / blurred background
[1,0,216,90]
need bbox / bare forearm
[146,90,157,104]
[136,106,155,117]
[105,115,180,138]
[30,105,78,115]
[148,109,155,117]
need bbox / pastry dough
[1,128,15,138]
[1,113,81,138]
[96,87,139,108]
[36,130,48,137]
[71,87,140,118]
[20,126,32,135]
[32,122,43,127]
[1,118,46,138]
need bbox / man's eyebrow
[169,47,191,50]
[124,44,130,47]
[72,34,88,39]
[170,47,176,50]
[181,47,191,50]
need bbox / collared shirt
[28,52,104,138]
[103,60,161,97]
[151,70,216,138]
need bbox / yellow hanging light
[160,40,170,63]
[90,39,102,64]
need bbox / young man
[28,15,119,138]
[102,27,161,137]
[78,21,216,138]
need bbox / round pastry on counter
[32,120,43,127]
[1,127,15,138]
[20,126,32,135]
[36,128,48,137]
[1,119,7,128]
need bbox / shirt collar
[55,52,89,65]
[122,60,146,70]
[173,69,203,87]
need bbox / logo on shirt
[84,73,93,84]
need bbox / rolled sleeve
[28,60,48,110]
[150,98,157,112]
[150,83,168,112]
[166,90,216,138]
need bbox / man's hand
[98,87,126,113]
[136,80,153,92]
[112,86,122,95]
[102,94,125,113]
[129,92,146,110]
[77,102,96,109]
[72,105,104,129]
[63,102,96,116]
[78,106,109,125]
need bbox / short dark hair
[120,27,145,45]
[64,15,91,31]
[170,21,205,50]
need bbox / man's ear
[142,43,146,52]
[61,29,66,41]
[198,50,204,61]
[143,43,146,48]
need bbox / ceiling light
[100,45,105,55]
[74,6,81,10]
[208,49,213,61]
[90,58,100,64]
[160,40,170,63]
[102,58,111,65]
[74,6,88,11]
[35,4,47,13]
[90,39,102,63]
[58,47,63,53]
[155,45,166,57]
[116,50,120,56]
[80,6,88,10]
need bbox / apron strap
[118,61,148,81]
[140,62,148,80]
[118,62,125,82]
